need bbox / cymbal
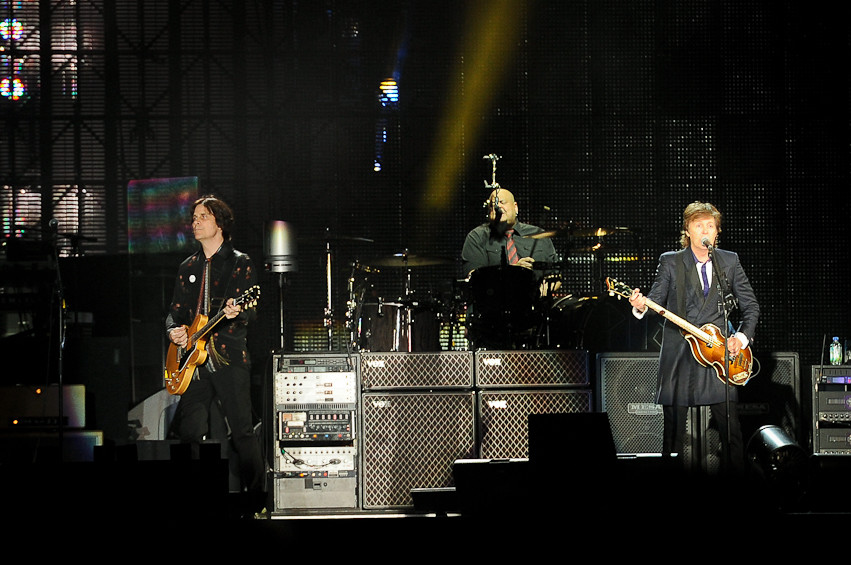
[366,253,452,267]
[570,226,631,237]
[528,226,632,239]
[527,230,560,240]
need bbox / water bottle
[829,336,843,365]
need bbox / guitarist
[628,201,760,476]
[165,194,265,517]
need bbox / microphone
[49,218,59,231]
[483,153,499,161]
[701,237,713,249]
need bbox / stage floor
[3,453,848,556]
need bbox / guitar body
[605,278,755,386]
[163,285,261,395]
[165,314,210,395]
[682,323,753,386]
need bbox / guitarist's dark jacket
[165,240,257,372]
[646,247,760,406]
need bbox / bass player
[628,201,760,476]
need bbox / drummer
[461,187,558,283]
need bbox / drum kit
[309,156,645,353]
[306,154,637,352]
[343,249,453,353]
[328,221,642,353]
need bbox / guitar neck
[643,297,718,345]
[190,310,227,343]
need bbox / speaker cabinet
[479,389,592,459]
[360,351,473,389]
[475,350,589,388]
[737,352,801,445]
[598,352,802,473]
[596,352,703,470]
[702,352,802,471]
[360,391,476,509]
[596,352,663,454]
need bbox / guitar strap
[197,258,211,315]
[199,249,239,371]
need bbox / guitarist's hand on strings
[628,288,647,313]
[223,297,242,319]
[169,326,188,347]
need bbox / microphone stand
[708,244,737,475]
[324,228,334,351]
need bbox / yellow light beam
[420,0,528,212]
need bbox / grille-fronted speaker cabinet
[475,350,589,388]
[360,391,476,509]
[702,352,802,469]
[479,388,593,459]
[738,352,800,445]
[596,352,663,454]
[360,351,473,390]
[599,351,802,474]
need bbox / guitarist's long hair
[194,194,235,241]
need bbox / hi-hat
[366,253,452,267]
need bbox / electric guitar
[164,285,260,395]
[605,278,753,385]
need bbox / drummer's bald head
[487,188,518,226]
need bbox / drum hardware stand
[536,276,558,348]
[400,249,413,352]
[446,278,467,351]
[345,262,362,352]
[346,260,378,351]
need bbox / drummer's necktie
[505,229,518,265]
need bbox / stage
[3,445,848,558]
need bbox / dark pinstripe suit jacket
[647,247,760,406]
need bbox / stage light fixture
[746,424,808,510]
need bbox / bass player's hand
[727,335,743,357]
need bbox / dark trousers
[173,364,265,494]
[663,401,745,475]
